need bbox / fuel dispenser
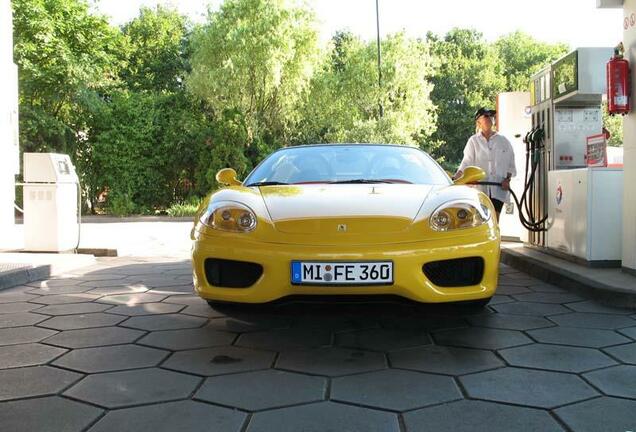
[22,153,81,252]
[524,47,625,265]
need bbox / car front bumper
[191,230,500,304]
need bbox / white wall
[621,0,636,271]
[0,0,19,248]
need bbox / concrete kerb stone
[500,246,636,309]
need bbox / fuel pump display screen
[552,51,578,98]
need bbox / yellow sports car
[191,144,499,307]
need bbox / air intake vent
[423,257,484,287]
[204,258,263,288]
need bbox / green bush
[166,197,203,217]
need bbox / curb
[0,264,51,291]
[500,247,636,309]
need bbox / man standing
[454,107,516,221]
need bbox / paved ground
[1,257,636,432]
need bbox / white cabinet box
[547,168,623,263]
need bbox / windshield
[244,145,450,186]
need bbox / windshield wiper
[245,181,290,187]
[329,179,395,184]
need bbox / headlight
[430,200,491,231]
[200,201,257,232]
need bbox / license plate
[291,261,393,285]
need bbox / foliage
[120,5,191,92]
[12,0,123,154]
[494,31,568,92]
[12,0,578,216]
[188,0,320,146]
[427,29,506,166]
[603,103,624,146]
[297,32,437,147]
[166,197,204,217]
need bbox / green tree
[12,0,123,154]
[120,5,191,92]
[298,32,436,146]
[188,0,320,151]
[494,31,568,92]
[427,29,506,167]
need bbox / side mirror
[215,168,242,186]
[453,166,486,185]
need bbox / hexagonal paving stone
[29,293,100,305]
[246,401,399,432]
[619,326,636,339]
[487,295,515,305]
[495,285,532,295]
[0,291,38,303]
[87,285,149,296]
[277,347,386,377]
[433,327,532,350]
[565,300,634,315]
[604,342,636,364]
[549,313,636,329]
[332,369,461,411]
[0,326,57,346]
[37,313,125,330]
[528,282,568,293]
[512,292,584,304]
[0,302,43,314]
[27,278,84,289]
[53,344,169,373]
[35,302,113,316]
[98,293,168,305]
[163,295,204,306]
[180,303,226,318]
[0,396,102,432]
[584,365,636,398]
[0,312,48,328]
[389,345,504,376]
[106,302,185,316]
[499,344,617,373]
[555,397,636,432]
[0,366,82,401]
[379,315,468,331]
[195,370,326,410]
[138,327,236,351]
[64,368,200,408]
[236,328,332,351]
[205,316,291,333]
[27,285,90,295]
[0,343,67,369]
[467,313,554,331]
[88,400,246,432]
[120,313,206,331]
[42,326,145,349]
[460,367,598,408]
[335,328,432,352]
[291,315,379,332]
[162,346,275,376]
[527,326,631,348]
[492,302,571,316]
[403,400,565,432]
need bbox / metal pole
[375,0,383,118]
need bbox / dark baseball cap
[474,107,496,121]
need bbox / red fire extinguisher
[607,42,631,116]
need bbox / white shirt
[458,131,516,203]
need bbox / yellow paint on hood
[260,184,435,234]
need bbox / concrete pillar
[622,0,636,272]
[0,0,19,249]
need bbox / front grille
[204,258,263,288]
[422,257,484,287]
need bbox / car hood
[259,184,438,234]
